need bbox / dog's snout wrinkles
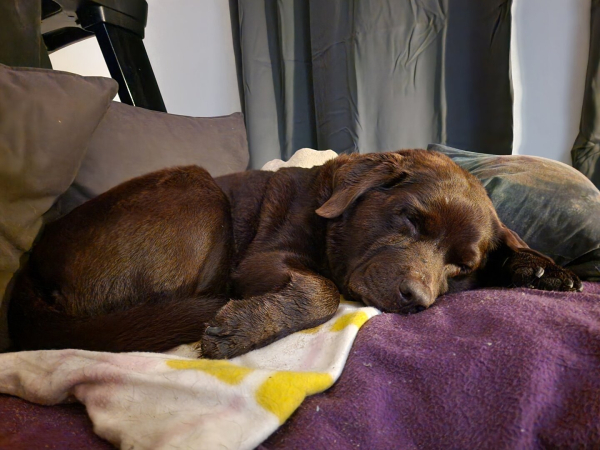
[399,279,433,313]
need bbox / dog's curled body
[10,167,232,352]
[8,150,582,358]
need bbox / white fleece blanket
[261,147,338,171]
[0,149,378,449]
[0,301,378,449]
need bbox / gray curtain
[0,0,51,69]
[572,0,600,189]
[231,0,514,169]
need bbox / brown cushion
[54,102,250,215]
[0,63,118,350]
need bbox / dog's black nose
[399,280,432,312]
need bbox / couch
[1,63,600,449]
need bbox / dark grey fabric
[444,1,513,155]
[231,0,514,168]
[572,0,600,189]
[0,64,118,351]
[0,1,51,69]
[429,144,600,281]
[234,0,316,168]
[53,102,250,216]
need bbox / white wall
[49,37,113,79]
[511,0,591,164]
[50,0,240,117]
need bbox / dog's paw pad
[200,311,250,359]
[201,334,235,360]
[507,251,582,292]
[537,266,582,292]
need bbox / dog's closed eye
[392,212,419,237]
[402,215,419,236]
[457,264,474,275]
[446,263,475,278]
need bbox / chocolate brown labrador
[9,150,582,359]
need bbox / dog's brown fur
[8,150,582,358]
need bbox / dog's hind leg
[9,166,234,353]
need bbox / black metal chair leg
[91,22,166,112]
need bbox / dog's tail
[8,266,226,354]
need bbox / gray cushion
[54,102,249,215]
[0,64,118,350]
[428,144,600,280]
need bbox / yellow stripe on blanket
[331,310,370,331]
[300,324,323,334]
[301,310,371,334]
[166,359,253,385]
[256,371,334,423]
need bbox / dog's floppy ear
[316,153,407,219]
[497,223,554,263]
[499,224,528,251]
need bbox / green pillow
[428,144,600,280]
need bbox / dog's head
[317,150,525,313]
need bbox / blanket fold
[0,301,379,450]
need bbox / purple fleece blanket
[2,284,600,449]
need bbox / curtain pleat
[312,0,447,154]
[309,0,359,154]
[572,0,600,188]
[445,0,513,155]
[277,0,318,161]
[233,0,317,168]
[234,0,282,168]
[233,0,515,167]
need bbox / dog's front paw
[201,327,247,360]
[200,302,251,359]
[505,251,583,292]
